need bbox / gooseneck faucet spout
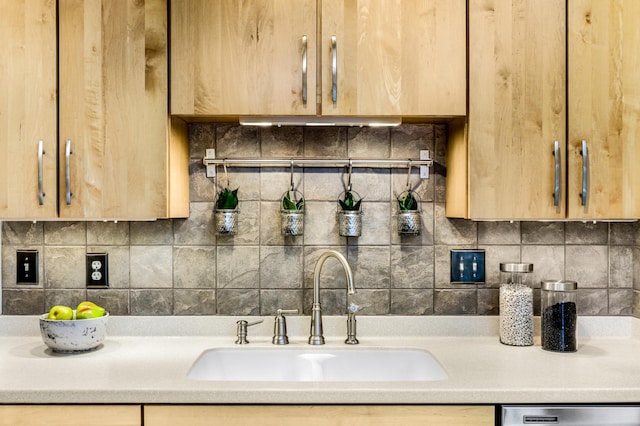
[309,250,356,345]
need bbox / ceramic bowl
[39,312,109,353]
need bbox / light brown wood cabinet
[143,405,495,426]
[0,0,189,221]
[59,0,188,220]
[447,0,640,220]
[0,0,57,219]
[0,405,141,426]
[170,0,466,118]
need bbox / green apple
[76,301,106,319]
[47,305,73,320]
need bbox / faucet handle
[235,319,264,344]
[272,309,298,345]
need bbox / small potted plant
[215,187,239,235]
[396,190,421,235]
[280,189,305,236]
[337,190,363,237]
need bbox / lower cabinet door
[0,405,141,426]
[144,405,494,426]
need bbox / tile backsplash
[2,123,639,317]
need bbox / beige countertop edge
[0,315,639,405]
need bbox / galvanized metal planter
[214,209,238,235]
[396,190,421,235]
[338,210,362,237]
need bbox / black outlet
[16,250,38,284]
[86,253,109,288]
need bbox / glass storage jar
[499,262,534,346]
[541,280,578,352]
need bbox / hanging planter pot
[280,189,305,236]
[215,187,239,235]
[396,190,421,235]
[337,190,363,237]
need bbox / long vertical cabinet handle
[331,35,337,103]
[301,35,308,103]
[553,140,561,207]
[65,139,72,205]
[580,140,589,206]
[37,140,45,205]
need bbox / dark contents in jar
[542,301,577,352]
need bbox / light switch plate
[450,249,485,284]
[16,250,38,284]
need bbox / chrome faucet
[309,250,356,345]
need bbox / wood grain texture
[0,405,141,426]
[0,0,57,219]
[170,0,317,116]
[321,0,466,117]
[467,0,566,219]
[568,0,640,219]
[58,0,174,219]
[144,405,494,426]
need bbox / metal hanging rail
[203,149,433,179]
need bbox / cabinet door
[568,0,640,219]
[0,0,57,219]
[321,0,466,117]
[171,0,317,116]
[0,405,141,426]
[467,0,566,219]
[58,0,172,219]
[144,405,494,426]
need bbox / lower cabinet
[143,405,495,426]
[0,405,141,426]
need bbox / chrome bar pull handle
[301,35,308,104]
[553,140,561,207]
[65,139,72,205]
[331,35,337,103]
[37,140,45,205]
[580,140,589,206]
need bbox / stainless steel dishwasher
[502,405,640,425]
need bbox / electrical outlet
[16,250,38,284]
[86,253,108,288]
[450,249,485,283]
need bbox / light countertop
[1,315,639,404]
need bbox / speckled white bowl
[39,313,109,353]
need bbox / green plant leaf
[217,187,239,210]
[282,191,304,211]
[398,192,418,211]
[339,191,362,211]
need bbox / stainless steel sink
[188,348,448,382]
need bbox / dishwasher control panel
[502,405,640,426]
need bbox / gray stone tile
[87,246,130,289]
[391,246,434,289]
[610,222,636,245]
[521,245,565,288]
[303,168,346,201]
[216,246,259,289]
[217,289,259,315]
[87,289,130,315]
[303,202,343,246]
[477,288,499,315]
[216,124,260,157]
[522,222,564,244]
[130,246,173,289]
[174,289,216,315]
[390,289,433,315]
[351,168,390,202]
[87,222,129,245]
[303,127,347,157]
[478,221,521,245]
[348,289,390,315]
[260,289,303,315]
[609,289,633,315]
[260,246,303,289]
[481,245,521,288]
[261,127,303,157]
[173,202,215,245]
[173,246,215,289]
[434,203,477,245]
[347,246,390,289]
[2,222,43,245]
[434,289,478,315]
[347,127,390,158]
[565,245,608,288]
[357,202,390,246]
[130,220,174,245]
[44,247,86,289]
[610,246,633,288]
[189,123,215,159]
[303,288,347,315]
[190,159,216,202]
[390,124,434,159]
[2,289,44,315]
[577,289,608,315]
[303,247,349,290]
[634,247,640,291]
[565,221,608,244]
[44,222,86,245]
[261,167,304,201]
[130,289,173,315]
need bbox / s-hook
[346,159,353,191]
[222,159,230,189]
[290,159,295,192]
[405,160,413,191]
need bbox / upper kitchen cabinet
[170,0,317,116]
[59,0,189,220]
[447,0,640,220]
[170,0,466,118]
[320,0,466,117]
[0,0,57,219]
[567,0,640,219]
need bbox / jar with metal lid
[541,280,578,352]
[499,262,534,346]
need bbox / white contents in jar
[499,283,533,346]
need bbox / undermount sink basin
[187,348,448,382]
